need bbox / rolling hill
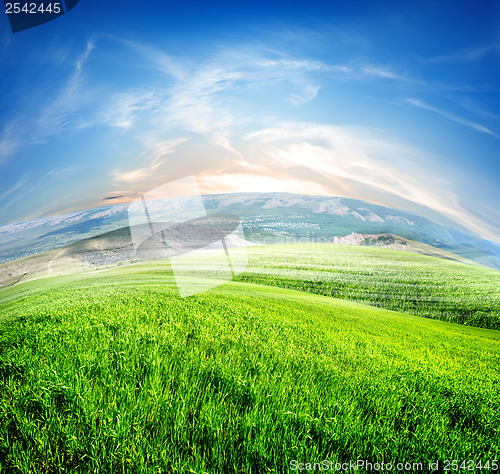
[0,251,499,472]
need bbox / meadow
[238,243,500,329]
[0,244,499,473]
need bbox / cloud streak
[235,122,498,241]
[100,89,159,129]
[0,175,29,203]
[427,43,500,63]
[112,138,188,183]
[0,39,96,165]
[361,65,399,79]
[34,39,96,137]
[407,98,498,138]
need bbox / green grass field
[238,244,500,329]
[0,244,499,473]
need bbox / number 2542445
[5,3,62,14]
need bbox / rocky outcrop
[331,232,405,247]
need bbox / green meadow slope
[238,243,500,329]
[0,246,499,473]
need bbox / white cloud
[197,173,329,196]
[427,43,500,63]
[0,178,45,214]
[239,122,498,241]
[0,175,29,203]
[112,157,164,183]
[120,39,186,80]
[290,84,320,105]
[0,39,96,165]
[100,90,159,129]
[35,39,96,137]
[42,167,80,179]
[0,124,18,163]
[112,138,188,183]
[361,65,399,79]
[258,59,333,71]
[407,98,498,138]
[0,40,356,166]
[161,66,240,136]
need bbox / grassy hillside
[0,252,499,473]
[237,243,500,329]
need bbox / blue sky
[0,0,499,243]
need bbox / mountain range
[1,192,499,271]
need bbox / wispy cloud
[289,84,320,105]
[0,176,45,214]
[0,175,29,203]
[41,167,80,179]
[427,43,500,63]
[198,173,329,197]
[407,98,498,138]
[0,39,96,164]
[361,65,399,79]
[107,41,342,151]
[100,89,159,129]
[162,66,240,136]
[458,98,500,122]
[112,156,165,183]
[119,39,186,80]
[0,124,18,164]
[242,123,448,212]
[78,37,498,241]
[258,59,337,71]
[112,138,188,183]
[0,32,12,60]
[0,168,82,217]
[1,38,413,168]
[34,39,96,137]
[228,122,499,241]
